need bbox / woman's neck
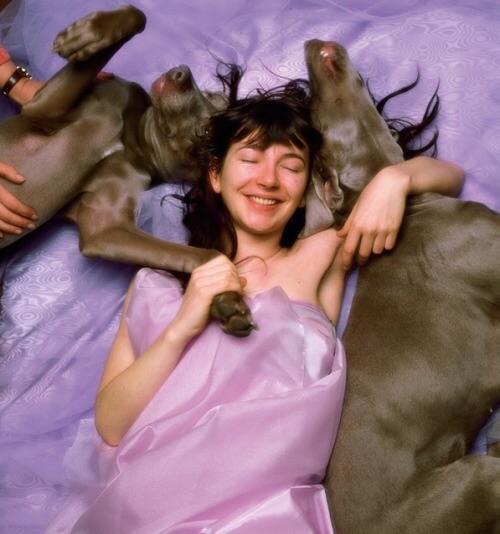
[233,231,283,264]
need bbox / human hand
[9,78,45,107]
[337,167,410,270]
[168,255,247,342]
[0,162,37,238]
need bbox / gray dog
[305,39,500,533]
[0,6,253,336]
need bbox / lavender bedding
[0,0,499,531]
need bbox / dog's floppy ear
[299,154,344,238]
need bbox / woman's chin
[239,217,282,237]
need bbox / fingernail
[15,229,22,235]
[31,214,38,220]
[27,223,35,230]
[16,174,26,182]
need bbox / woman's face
[209,137,309,240]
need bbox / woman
[46,85,463,533]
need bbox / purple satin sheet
[46,269,345,533]
[1,0,500,532]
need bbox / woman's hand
[9,78,45,107]
[0,162,37,238]
[336,155,465,270]
[168,255,246,342]
[337,166,410,270]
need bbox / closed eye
[282,165,304,173]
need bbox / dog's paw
[52,6,146,63]
[210,291,257,337]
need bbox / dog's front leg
[70,159,256,337]
[80,222,256,337]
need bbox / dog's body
[305,40,500,533]
[0,6,214,270]
[0,6,253,336]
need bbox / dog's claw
[210,291,257,337]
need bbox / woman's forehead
[232,134,309,157]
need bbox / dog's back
[305,39,500,533]
[332,193,500,532]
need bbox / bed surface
[1,1,499,531]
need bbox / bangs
[203,82,323,170]
[231,102,309,152]
[234,125,307,152]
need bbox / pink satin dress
[47,268,346,533]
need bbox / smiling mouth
[247,195,280,206]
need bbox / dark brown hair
[182,78,323,258]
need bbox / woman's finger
[191,269,242,293]
[372,233,387,255]
[0,219,24,235]
[357,233,375,265]
[0,186,37,220]
[192,259,238,281]
[385,231,398,251]
[0,202,35,227]
[341,227,361,270]
[0,162,25,184]
[336,212,353,238]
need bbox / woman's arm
[387,156,464,197]
[337,156,465,270]
[0,45,44,106]
[95,256,245,446]
[0,45,42,236]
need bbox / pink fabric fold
[47,268,346,533]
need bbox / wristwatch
[2,65,32,97]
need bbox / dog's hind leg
[379,455,500,534]
[21,5,146,127]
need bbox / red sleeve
[0,45,11,65]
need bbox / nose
[166,65,192,87]
[256,160,280,188]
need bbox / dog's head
[146,65,226,182]
[301,40,404,234]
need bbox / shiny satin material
[47,268,346,533]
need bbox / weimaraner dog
[305,39,500,533]
[0,6,253,336]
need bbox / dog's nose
[170,65,191,84]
